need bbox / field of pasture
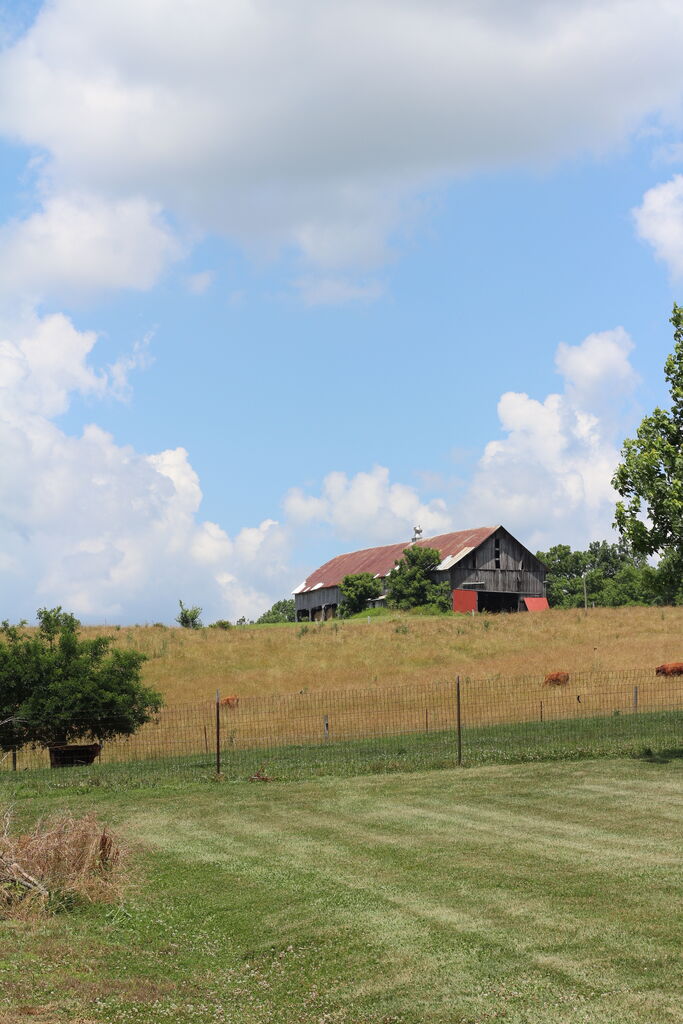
[2,757,681,1024]
[87,604,683,704]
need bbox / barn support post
[215,689,221,776]
[455,676,462,766]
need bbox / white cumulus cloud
[0,193,180,301]
[634,175,683,279]
[0,311,289,623]
[2,1,683,269]
[284,465,451,543]
[458,328,638,550]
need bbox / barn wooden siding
[295,586,341,616]
[435,528,546,597]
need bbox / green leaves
[612,304,683,559]
[0,608,163,754]
[536,539,678,608]
[256,598,296,624]
[338,574,382,617]
[386,546,450,611]
[176,600,203,629]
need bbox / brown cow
[543,671,570,687]
[655,663,683,676]
[220,696,240,708]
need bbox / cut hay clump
[0,808,126,917]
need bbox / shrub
[339,574,382,617]
[410,600,453,616]
[176,600,203,629]
[256,599,295,624]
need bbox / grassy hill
[85,605,683,705]
[2,758,681,1024]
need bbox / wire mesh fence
[2,668,682,782]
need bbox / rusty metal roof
[295,526,498,593]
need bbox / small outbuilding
[293,525,547,620]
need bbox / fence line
[2,667,682,780]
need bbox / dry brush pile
[0,809,126,918]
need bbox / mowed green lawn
[2,758,682,1024]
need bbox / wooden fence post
[216,690,221,775]
[456,676,462,766]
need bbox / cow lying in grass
[655,663,683,676]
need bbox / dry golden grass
[5,607,681,770]
[82,604,683,704]
[0,811,125,917]
[0,605,657,767]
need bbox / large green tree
[0,608,163,754]
[612,305,683,576]
[256,598,296,624]
[338,573,383,617]
[536,541,653,608]
[386,547,451,612]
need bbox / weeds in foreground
[0,809,126,917]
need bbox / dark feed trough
[48,743,101,768]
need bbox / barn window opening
[494,538,501,569]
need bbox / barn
[293,525,547,620]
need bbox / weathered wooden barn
[293,525,547,620]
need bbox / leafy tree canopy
[176,600,203,629]
[613,304,683,560]
[0,608,163,753]
[339,574,382,617]
[536,541,662,608]
[386,547,452,612]
[256,599,296,624]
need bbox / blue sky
[1,0,683,623]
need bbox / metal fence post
[633,686,639,712]
[323,714,329,741]
[456,676,462,766]
[216,689,221,775]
